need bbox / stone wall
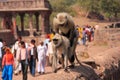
[94,28,120,47]
[0,29,47,46]
[0,30,15,46]
[0,0,51,11]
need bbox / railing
[0,0,45,10]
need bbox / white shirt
[85,27,90,32]
[28,44,34,55]
[37,45,46,60]
[31,48,33,55]
[14,41,20,50]
[46,42,53,56]
[16,48,28,60]
[0,42,3,58]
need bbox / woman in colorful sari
[2,47,14,80]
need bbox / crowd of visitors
[77,24,96,45]
[0,35,54,80]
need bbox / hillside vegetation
[49,0,120,21]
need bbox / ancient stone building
[0,0,52,45]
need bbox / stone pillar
[20,13,25,32]
[29,13,34,37]
[0,16,5,29]
[39,12,47,40]
[35,13,39,31]
[12,14,18,39]
[45,12,51,33]
[39,14,41,32]
[40,12,45,35]
[41,0,45,7]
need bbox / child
[2,47,14,80]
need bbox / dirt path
[9,64,79,80]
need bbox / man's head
[31,39,36,44]
[39,41,44,46]
[17,36,22,41]
[20,41,25,48]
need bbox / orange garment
[50,33,54,40]
[2,52,14,66]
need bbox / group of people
[77,24,96,45]
[0,36,54,80]
[0,24,98,80]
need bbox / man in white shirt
[14,36,22,75]
[37,41,46,74]
[46,40,53,66]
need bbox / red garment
[2,52,14,66]
[46,34,50,39]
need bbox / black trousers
[29,56,36,76]
[21,60,28,80]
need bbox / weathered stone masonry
[0,0,52,39]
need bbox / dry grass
[73,16,111,27]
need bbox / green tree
[76,0,101,17]
[48,0,120,21]
[100,0,120,20]
[49,0,76,13]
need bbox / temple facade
[0,0,52,40]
